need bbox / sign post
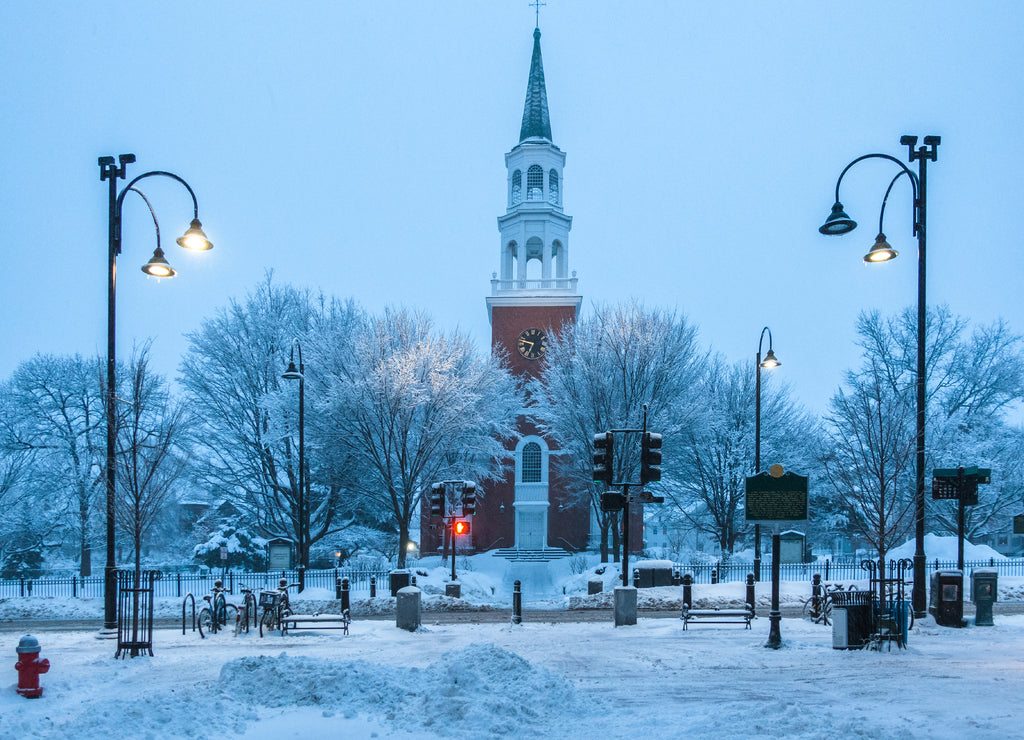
[745,464,809,650]
[932,466,991,570]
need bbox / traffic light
[601,491,626,512]
[453,520,471,536]
[641,432,663,484]
[430,483,444,517]
[462,481,477,516]
[593,432,614,486]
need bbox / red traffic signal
[453,520,471,536]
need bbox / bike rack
[182,592,198,636]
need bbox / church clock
[517,327,547,360]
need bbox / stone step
[494,548,574,562]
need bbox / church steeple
[487,26,579,323]
[520,28,552,142]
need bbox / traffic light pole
[621,483,630,588]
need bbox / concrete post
[614,585,637,626]
[396,586,421,632]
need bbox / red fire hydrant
[15,635,49,698]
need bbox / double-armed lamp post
[819,135,940,618]
[100,154,213,630]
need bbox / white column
[542,240,552,281]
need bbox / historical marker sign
[745,470,808,522]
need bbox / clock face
[517,327,547,360]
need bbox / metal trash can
[831,590,873,649]
[929,570,964,627]
[389,569,411,597]
[971,568,997,626]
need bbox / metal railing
[670,558,1024,584]
[0,567,391,599]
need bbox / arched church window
[548,169,559,204]
[527,165,543,201]
[521,442,542,483]
[511,170,522,205]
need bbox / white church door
[516,510,547,549]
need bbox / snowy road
[2,613,1022,739]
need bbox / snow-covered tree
[180,275,359,571]
[316,307,521,568]
[668,357,817,556]
[854,306,1024,540]
[2,354,104,575]
[530,301,708,561]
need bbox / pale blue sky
[2,1,1023,421]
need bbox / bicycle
[258,579,297,637]
[801,582,849,626]
[198,580,238,637]
[233,585,257,635]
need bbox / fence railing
[0,567,391,599]
[670,558,1024,584]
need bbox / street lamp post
[282,340,306,593]
[754,327,781,582]
[100,154,212,630]
[819,135,940,618]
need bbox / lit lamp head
[863,233,898,263]
[759,348,781,370]
[141,246,177,278]
[819,202,857,235]
[176,218,213,251]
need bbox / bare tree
[821,361,916,594]
[317,307,521,567]
[530,301,708,561]
[114,344,191,579]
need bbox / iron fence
[670,558,1024,584]
[0,567,391,599]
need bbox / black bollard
[682,573,693,609]
[824,559,830,581]
[811,573,822,618]
[512,580,522,624]
[746,573,756,615]
[336,577,343,600]
[370,576,377,598]
[633,568,640,588]
[341,578,350,612]
[711,568,718,585]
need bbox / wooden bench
[280,610,351,636]
[680,605,754,630]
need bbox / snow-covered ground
[3,539,1022,739]
[2,609,1023,739]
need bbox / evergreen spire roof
[519,27,552,142]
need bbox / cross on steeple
[530,0,546,28]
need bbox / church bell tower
[478,26,585,553]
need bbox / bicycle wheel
[259,608,276,637]
[198,607,213,638]
[819,598,833,626]
[221,603,237,630]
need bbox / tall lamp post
[754,327,781,582]
[819,135,940,618]
[282,340,306,592]
[101,154,212,630]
